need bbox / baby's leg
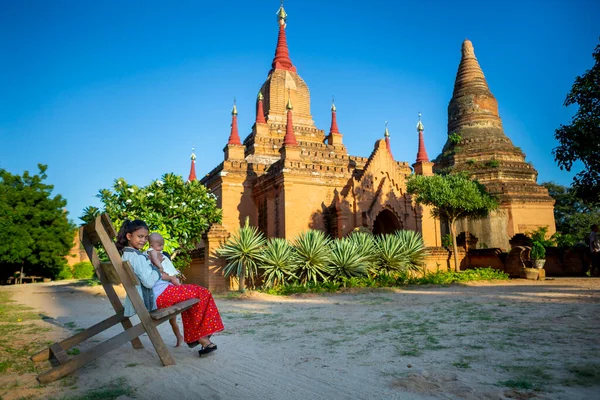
[169,316,184,347]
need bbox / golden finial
[190,146,196,161]
[231,97,237,115]
[258,91,264,101]
[331,96,336,112]
[277,0,287,25]
[286,97,293,110]
[384,121,390,137]
[417,112,424,132]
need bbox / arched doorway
[372,209,402,235]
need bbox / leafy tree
[542,181,600,246]
[553,41,600,205]
[82,173,222,270]
[0,164,75,280]
[406,173,498,272]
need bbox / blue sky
[1,0,599,222]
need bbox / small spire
[416,112,424,132]
[329,98,340,135]
[188,146,197,182]
[415,113,429,163]
[256,91,266,124]
[232,97,238,116]
[283,96,298,146]
[276,0,287,23]
[227,100,241,145]
[286,96,293,110]
[384,121,393,158]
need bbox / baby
[147,233,184,347]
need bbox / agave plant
[348,231,378,276]
[394,230,428,271]
[260,238,298,288]
[328,238,368,281]
[374,230,427,276]
[216,218,266,291]
[293,230,332,285]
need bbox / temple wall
[505,201,556,239]
[219,176,258,235]
[451,209,510,250]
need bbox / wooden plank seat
[32,214,199,384]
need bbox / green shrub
[348,231,378,275]
[293,230,332,285]
[217,218,266,291]
[530,242,546,260]
[374,231,426,276]
[441,233,453,249]
[259,238,298,288]
[72,262,95,279]
[328,238,368,281]
[448,132,462,144]
[485,160,500,168]
[57,265,73,280]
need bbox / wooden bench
[32,214,199,384]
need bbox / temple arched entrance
[372,209,402,235]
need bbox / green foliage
[72,261,95,279]
[530,242,546,260]
[553,42,600,205]
[262,268,509,295]
[441,233,453,249]
[0,164,75,280]
[293,230,332,285]
[348,231,378,275]
[217,218,266,290]
[466,159,476,165]
[328,238,368,281]
[259,238,298,288]
[374,231,426,276]
[448,132,462,145]
[542,182,600,245]
[485,160,500,168]
[527,226,555,248]
[84,173,222,270]
[57,265,73,280]
[406,173,498,224]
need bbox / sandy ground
[1,278,600,400]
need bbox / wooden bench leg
[32,313,142,362]
[37,323,146,384]
[144,323,176,366]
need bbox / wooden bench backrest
[80,214,150,320]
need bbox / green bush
[530,242,546,260]
[259,238,298,288]
[293,230,332,285]
[72,262,95,279]
[328,238,368,281]
[57,265,73,280]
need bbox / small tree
[0,164,75,280]
[553,41,600,205]
[83,173,221,270]
[406,173,498,272]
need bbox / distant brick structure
[433,40,556,250]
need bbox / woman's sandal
[187,335,212,349]
[198,343,217,356]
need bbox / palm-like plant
[260,238,298,288]
[329,238,368,281]
[216,218,266,291]
[374,230,427,276]
[394,230,428,271]
[293,230,332,285]
[348,231,378,276]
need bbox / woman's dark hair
[116,219,149,253]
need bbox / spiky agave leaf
[292,230,332,285]
[375,234,407,276]
[217,218,266,289]
[394,230,428,271]
[348,231,378,276]
[329,238,368,281]
[260,238,298,288]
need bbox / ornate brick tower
[434,39,555,249]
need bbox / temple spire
[384,121,393,158]
[453,39,493,98]
[283,97,298,145]
[416,112,429,163]
[256,92,266,124]
[187,146,197,182]
[271,2,296,73]
[227,99,241,145]
[329,98,340,135]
